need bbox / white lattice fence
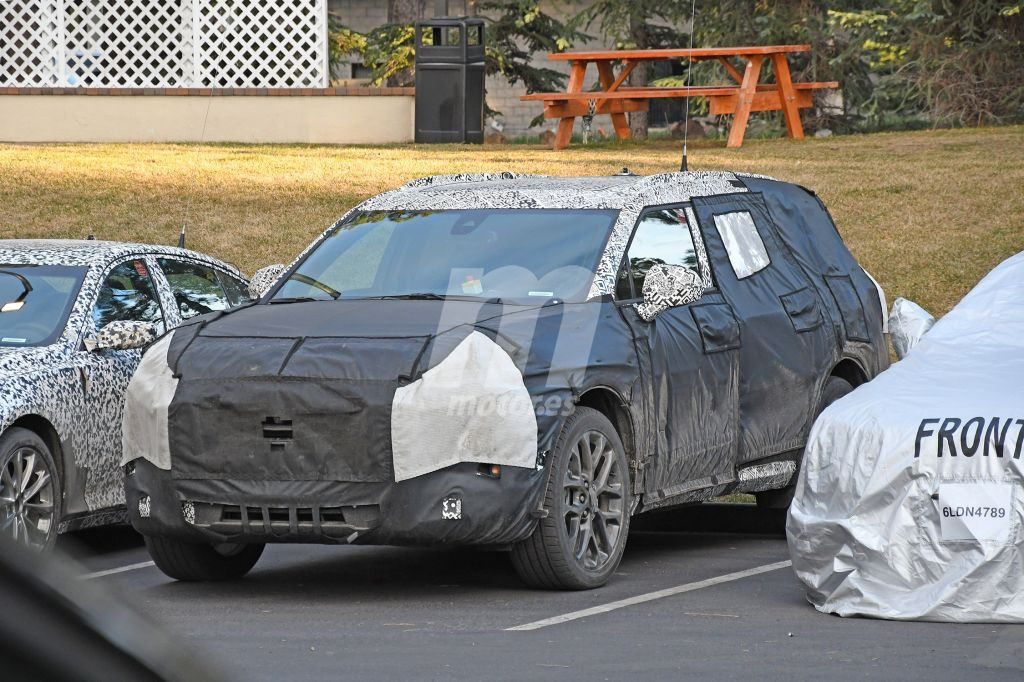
[1,0,327,88]
[1,1,62,86]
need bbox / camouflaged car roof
[360,171,774,212]
[0,239,245,278]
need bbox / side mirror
[248,264,286,299]
[93,321,157,351]
[636,264,703,321]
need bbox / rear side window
[714,211,770,279]
[216,270,252,306]
[157,258,232,320]
[93,259,165,332]
[616,208,699,300]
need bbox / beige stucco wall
[0,95,415,144]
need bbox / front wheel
[511,406,631,590]
[0,427,61,551]
[144,535,264,581]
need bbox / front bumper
[125,459,547,547]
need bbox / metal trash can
[414,17,485,144]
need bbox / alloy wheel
[563,429,626,572]
[0,446,55,549]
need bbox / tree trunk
[627,9,649,140]
[388,0,424,23]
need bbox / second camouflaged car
[123,171,888,589]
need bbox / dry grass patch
[1,125,1021,314]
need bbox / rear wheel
[0,427,60,551]
[511,406,631,590]
[756,375,854,509]
[144,535,264,581]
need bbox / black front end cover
[131,298,575,546]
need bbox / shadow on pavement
[632,502,788,536]
[138,507,787,599]
[57,525,145,560]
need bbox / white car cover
[888,297,935,359]
[788,251,1024,622]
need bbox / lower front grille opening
[266,507,291,522]
[221,506,263,522]
[217,505,350,528]
[320,507,346,523]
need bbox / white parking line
[82,560,156,580]
[506,559,793,631]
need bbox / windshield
[273,209,618,304]
[0,264,87,347]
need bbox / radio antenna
[680,0,698,172]
[178,90,215,251]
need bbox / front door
[76,256,168,510]
[616,206,740,505]
[691,193,835,463]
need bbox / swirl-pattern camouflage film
[95,320,158,350]
[248,264,287,300]
[0,240,246,531]
[636,264,706,322]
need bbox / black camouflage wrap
[125,173,888,547]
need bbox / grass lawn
[1,125,1021,314]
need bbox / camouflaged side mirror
[636,264,704,321]
[94,321,157,351]
[248,264,287,299]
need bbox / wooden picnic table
[521,45,837,149]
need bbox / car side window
[215,269,252,306]
[92,259,165,332]
[157,258,232,320]
[616,208,700,301]
[714,211,770,279]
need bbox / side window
[157,258,231,320]
[616,208,700,300]
[92,259,165,331]
[714,211,770,279]
[215,270,252,306]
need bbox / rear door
[691,193,834,463]
[616,206,740,504]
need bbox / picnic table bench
[521,45,837,149]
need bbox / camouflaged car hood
[163,297,605,390]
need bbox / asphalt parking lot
[61,505,1023,681]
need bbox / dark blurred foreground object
[0,537,219,682]
[414,17,485,143]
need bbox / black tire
[511,406,631,590]
[756,375,854,509]
[0,427,61,551]
[144,535,264,581]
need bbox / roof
[360,171,777,212]
[0,239,244,276]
